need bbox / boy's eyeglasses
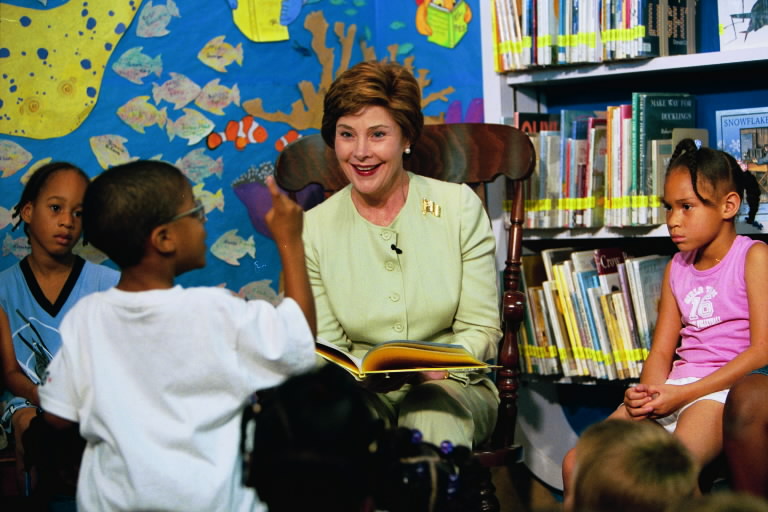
[168,200,207,223]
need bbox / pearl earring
[404,147,411,154]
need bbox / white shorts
[654,376,729,433]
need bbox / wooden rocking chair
[274,122,535,510]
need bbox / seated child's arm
[264,176,316,338]
[42,411,76,430]
[0,306,40,406]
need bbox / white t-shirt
[39,285,316,512]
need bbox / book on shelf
[616,261,642,356]
[583,116,608,228]
[625,254,671,351]
[638,0,669,57]
[541,246,576,281]
[630,92,696,226]
[650,138,674,224]
[717,0,768,53]
[715,105,768,229]
[315,338,495,379]
[593,247,628,294]
[543,278,587,377]
[559,109,606,227]
[667,0,697,55]
[586,286,618,380]
[522,254,561,375]
[571,263,609,378]
[610,291,642,378]
[506,113,561,228]
[619,103,633,226]
[554,261,600,378]
[541,129,563,228]
[599,291,630,380]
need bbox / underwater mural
[0,0,484,297]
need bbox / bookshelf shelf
[522,222,764,241]
[503,47,768,87]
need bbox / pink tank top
[668,235,765,379]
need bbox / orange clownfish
[274,129,302,152]
[207,115,267,151]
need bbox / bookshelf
[479,2,768,491]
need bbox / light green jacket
[303,172,502,363]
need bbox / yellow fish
[197,35,243,73]
[211,229,255,266]
[117,96,168,133]
[192,183,225,213]
[0,139,33,177]
[89,135,138,170]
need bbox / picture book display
[315,338,495,379]
[715,106,768,229]
[717,0,768,52]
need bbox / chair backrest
[275,122,535,452]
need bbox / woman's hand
[360,372,414,393]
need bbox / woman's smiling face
[334,105,410,204]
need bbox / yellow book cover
[553,263,589,376]
[600,292,628,380]
[315,338,495,379]
[611,292,640,379]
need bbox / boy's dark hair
[83,160,189,268]
[668,138,761,224]
[12,161,90,236]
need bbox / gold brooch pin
[421,199,442,217]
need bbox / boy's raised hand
[264,175,303,244]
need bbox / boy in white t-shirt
[38,160,317,511]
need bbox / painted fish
[197,35,243,73]
[136,0,181,38]
[152,73,201,110]
[210,229,255,266]
[89,135,138,170]
[117,96,168,133]
[206,115,267,151]
[72,239,110,264]
[112,47,163,85]
[192,183,225,213]
[238,279,281,305]
[194,79,241,116]
[2,233,31,260]
[20,158,53,185]
[166,108,215,146]
[274,129,301,151]
[0,139,33,178]
[175,148,224,183]
[0,206,13,230]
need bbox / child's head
[672,491,768,512]
[666,138,761,225]
[570,420,698,512]
[13,161,90,257]
[83,160,205,270]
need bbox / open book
[315,337,496,379]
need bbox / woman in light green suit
[303,60,501,448]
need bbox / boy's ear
[149,224,176,255]
[722,191,741,220]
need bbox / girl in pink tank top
[562,138,768,501]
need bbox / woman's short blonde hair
[321,60,423,149]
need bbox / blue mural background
[0,0,484,299]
